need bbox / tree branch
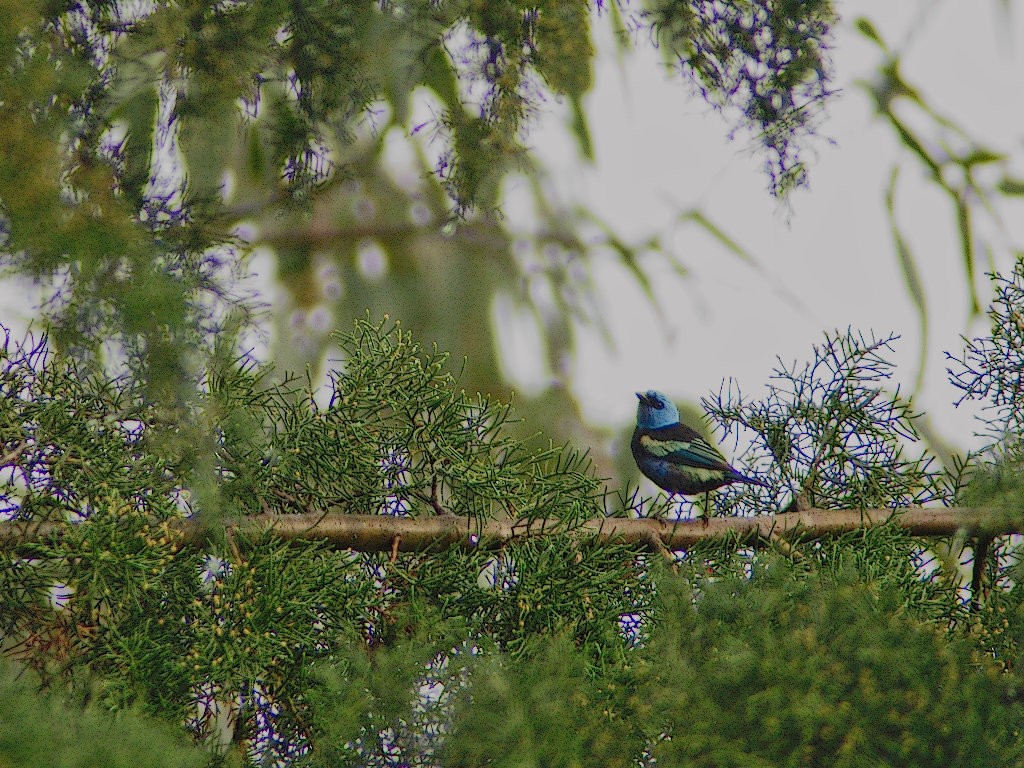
[0,440,27,467]
[0,507,1014,555]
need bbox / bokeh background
[2,2,1022,494]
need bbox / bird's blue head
[635,390,680,430]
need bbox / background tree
[0,0,837,480]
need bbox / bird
[631,390,768,514]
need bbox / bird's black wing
[637,423,733,472]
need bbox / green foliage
[681,520,961,626]
[0,318,651,763]
[944,261,1024,662]
[943,260,1024,549]
[639,330,940,518]
[0,330,182,524]
[209,317,604,524]
[453,535,649,658]
[299,558,1024,767]
[5,301,1024,765]
[0,658,204,768]
[644,562,1022,767]
[950,260,1024,445]
[299,607,469,767]
[440,635,642,768]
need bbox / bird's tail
[731,471,769,488]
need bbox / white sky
[2,2,1022,456]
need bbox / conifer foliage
[2,312,1024,765]
[0,318,651,763]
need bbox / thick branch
[0,507,1013,554]
[257,220,507,251]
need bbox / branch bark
[0,507,1014,554]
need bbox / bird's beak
[635,392,649,406]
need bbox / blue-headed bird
[632,390,767,513]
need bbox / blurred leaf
[419,41,460,109]
[534,0,594,99]
[0,660,204,768]
[442,635,640,768]
[888,115,941,177]
[956,192,982,315]
[569,94,594,162]
[108,51,162,209]
[678,209,756,266]
[854,16,887,49]
[961,146,1004,167]
[178,92,241,202]
[997,177,1024,196]
[885,167,928,391]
